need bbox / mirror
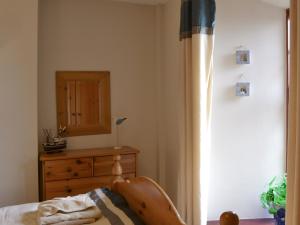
[56,71,111,136]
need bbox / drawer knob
[67,167,72,172]
[76,159,82,164]
[46,172,51,176]
[65,187,72,193]
[73,172,79,177]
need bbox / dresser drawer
[94,156,114,176]
[45,176,112,200]
[123,173,135,180]
[120,154,136,174]
[94,154,136,176]
[39,147,139,201]
[44,158,93,181]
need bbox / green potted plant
[260,174,287,225]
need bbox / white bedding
[0,203,39,225]
[0,189,139,225]
[0,203,113,225]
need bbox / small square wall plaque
[236,50,250,64]
[236,82,250,96]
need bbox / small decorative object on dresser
[39,146,139,201]
[42,127,67,153]
[114,117,128,149]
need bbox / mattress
[0,188,144,225]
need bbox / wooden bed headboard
[110,155,239,225]
[111,155,186,225]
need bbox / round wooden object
[220,211,239,225]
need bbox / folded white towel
[38,194,96,217]
[37,194,101,225]
[48,218,96,225]
[38,207,101,225]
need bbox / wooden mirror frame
[56,71,111,136]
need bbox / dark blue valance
[180,0,216,40]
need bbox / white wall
[262,0,290,8]
[209,0,286,220]
[38,0,158,179]
[158,0,286,220]
[0,0,38,206]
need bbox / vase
[274,208,285,225]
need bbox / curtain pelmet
[180,0,216,40]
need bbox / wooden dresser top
[39,146,139,161]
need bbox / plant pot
[274,208,285,225]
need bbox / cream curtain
[177,1,216,225]
[286,0,300,224]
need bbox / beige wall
[158,0,286,220]
[0,0,38,206]
[157,0,181,200]
[38,0,158,179]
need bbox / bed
[0,155,186,225]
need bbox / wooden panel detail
[76,80,100,127]
[44,158,93,181]
[94,154,136,176]
[66,81,77,127]
[45,176,112,200]
[123,173,135,180]
[56,71,111,137]
[112,177,186,225]
[40,147,139,161]
[94,156,114,176]
[120,154,136,174]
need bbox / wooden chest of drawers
[39,146,139,201]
